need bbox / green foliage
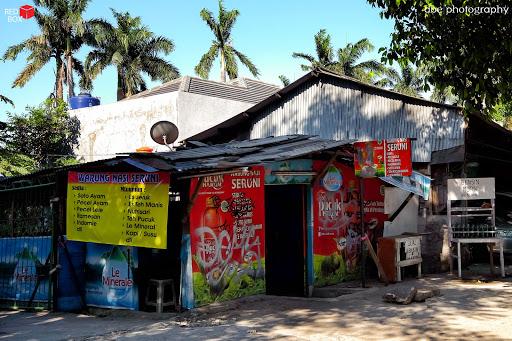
[292,29,336,71]
[489,101,512,128]
[85,10,179,100]
[430,85,460,105]
[376,63,425,97]
[0,98,80,175]
[3,0,94,99]
[293,31,388,84]
[195,0,259,82]
[0,152,37,177]
[367,0,512,113]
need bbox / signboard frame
[66,171,170,249]
[447,177,496,200]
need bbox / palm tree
[0,94,14,107]
[335,39,386,83]
[3,0,92,100]
[85,9,180,100]
[376,64,424,97]
[195,0,259,82]
[292,29,336,71]
[47,0,91,99]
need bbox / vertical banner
[312,162,385,287]
[66,172,169,249]
[0,237,51,302]
[85,243,138,310]
[189,167,265,306]
[354,139,412,177]
[384,138,412,176]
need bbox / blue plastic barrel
[69,93,100,110]
[57,239,86,312]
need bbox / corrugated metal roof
[123,76,280,103]
[186,68,465,162]
[130,135,354,172]
[0,135,354,185]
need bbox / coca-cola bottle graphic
[202,196,226,231]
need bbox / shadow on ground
[1,274,512,340]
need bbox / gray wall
[70,91,254,162]
[250,78,465,162]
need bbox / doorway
[265,185,306,296]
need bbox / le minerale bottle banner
[0,237,51,302]
[85,243,138,310]
[189,166,265,306]
[66,172,170,249]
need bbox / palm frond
[13,57,49,87]
[195,43,219,79]
[314,29,333,65]
[144,36,175,55]
[278,75,290,87]
[0,95,14,107]
[200,9,220,41]
[141,55,180,81]
[219,8,239,41]
[233,48,259,78]
[292,52,316,64]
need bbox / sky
[0,0,394,121]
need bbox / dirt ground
[1,273,512,341]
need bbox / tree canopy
[195,0,259,82]
[0,98,80,176]
[292,29,336,71]
[3,0,94,100]
[84,9,179,100]
[293,31,388,85]
[367,0,512,113]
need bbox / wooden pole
[362,234,389,285]
[359,178,366,288]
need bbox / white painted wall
[383,187,419,237]
[70,91,253,162]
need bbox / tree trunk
[220,49,226,83]
[67,56,75,99]
[66,38,75,99]
[116,70,125,101]
[55,57,65,100]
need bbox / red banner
[384,138,412,176]
[313,161,386,287]
[189,167,265,306]
[354,139,412,177]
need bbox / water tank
[69,93,100,109]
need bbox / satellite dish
[150,121,179,151]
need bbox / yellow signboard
[66,172,169,249]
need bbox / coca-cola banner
[313,161,385,287]
[189,167,265,306]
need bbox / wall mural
[189,166,265,306]
[313,161,386,287]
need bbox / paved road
[2,274,512,340]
